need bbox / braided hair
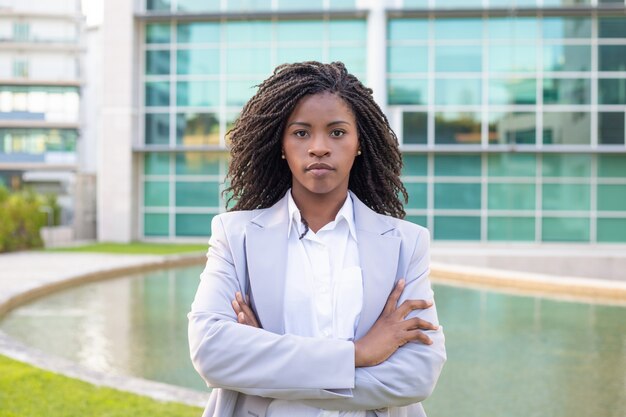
[224,61,408,218]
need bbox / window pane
[433,1,483,9]
[147,0,170,11]
[542,0,591,6]
[177,22,220,44]
[599,79,626,105]
[598,155,626,178]
[277,47,324,66]
[176,181,220,207]
[388,46,428,73]
[226,48,272,75]
[599,17,626,38]
[388,78,428,105]
[435,79,481,105]
[405,182,427,209]
[226,80,260,106]
[435,112,482,145]
[144,181,169,207]
[435,154,481,176]
[488,183,535,210]
[277,21,324,42]
[434,19,483,40]
[144,153,170,175]
[488,217,535,241]
[488,112,536,145]
[542,183,590,211]
[489,78,536,105]
[402,154,428,176]
[145,81,170,107]
[599,46,626,72]
[146,50,170,75]
[403,112,427,144]
[597,185,626,211]
[542,112,591,145]
[177,0,220,12]
[328,0,356,9]
[434,216,481,240]
[176,213,213,236]
[406,215,428,228]
[487,17,538,40]
[489,44,536,73]
[146,23,170,44]
[434,183,481,209]
[488,154,537,177]
[543,78,590,105]
[542,154,591,178]
[145,113,170,145]
[542,217,589,242]
[388,19,428,41]
[177,49,219,75]
[435,46,482,72]
[599,112,625,145]
[543,45,591,72]
[177,81,219,107]
[329,47,366,74]
[225,21,272,43]
[542,17,591,39]
[144,213,169,237]
[226,0,272,12]
[597,219,626,243]
[176,113,220,146]
[328,20,366,41]
[176,152,221,175]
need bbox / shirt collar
[287,189,358,242]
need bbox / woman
[188,62,446,417]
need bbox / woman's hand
[354,279,438,368]
[232,291,261,328]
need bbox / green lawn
[46,242,207,255]
[0,354,202,417]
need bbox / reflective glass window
[144,213,169,237]
[328,0,356,9]
[435,112,482,145]
[177,0,220,12]
[406,216,428,228]
[176,181,220,207]
[488,154,537,177]
[542,154,591,178]
[175,152,221,175]
[388,19,428,40]
[488,183,535,210]
[489,0,536,5]
[487,217,535,241]
[435,46,482,72]
[599,46,626,72]
[388,78,428,105]
[144,153,170,175]
[542,17,591,39]
[434,154,481,176]
[177,49,219,75]
[145,82,169,107]
[226,48,272,75]
[277,47,324,66]
[597,185,626,211]
[146,23,170,44]
[277,21,324,42]
[435,79,481,105]
[433,0,483,9]
[598,155,626,178]
[177,22,220,44]
[599,112,625,145]
[542,0,591,5]
[388,46,428,73]
[543,78,591,105]
[488,112,536,145]
[543,45,591,72]
[226,0,272,12]
[599,17,626,38]
[145,50,170,75]
[277,0,323,10]
[599,79,626,105]
[487,17,538,40]
[434,19,483,40]
[434,216,481,241]
[226,80,260,106]
[542,112,591,145]
[144,181,169,207]
[145,113,170,145]
[489,79,536,105]
[329,47,366,74]
[225,21,272,43]
[147,0,170,11]
[177,81,220,107]
[329,20,366,41]
[489,44,536,73]
[402,154,428,176]
[176,214,212,236]
[542,217,589,242]
[176,113,220,146]
[403,112,427,144]
[405,182,427,209]
[542,184,590,211]
[597,219,626,243]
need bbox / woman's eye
[294,130,308,138]
[330,129,345,137]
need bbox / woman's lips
[306,163,334,177]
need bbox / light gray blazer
[188,191,446,417]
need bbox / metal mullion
[427,14,435,149]
[590,154,598,242]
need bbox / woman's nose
[308,135,330,157]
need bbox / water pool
[1,265,625,417]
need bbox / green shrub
[0,186,47,253]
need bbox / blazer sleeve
[188,215,357,400]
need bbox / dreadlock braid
[224,61,408,218]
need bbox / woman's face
[282,92,359,200]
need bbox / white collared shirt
[266,191,365,417]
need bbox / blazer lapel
[351,192,402,340]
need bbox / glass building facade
[137,0,626,243]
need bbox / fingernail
[236,292,242,302]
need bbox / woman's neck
[290,187,349,233]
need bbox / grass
[46,242,207,255]
[0,354,202,417]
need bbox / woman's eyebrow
[327,120,351,127]
[287,121,311,127]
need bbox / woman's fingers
[396,298,433,319]
[403,316,439,331]
[235,291,260,328]
[382,279,405,316]
[405,329,434,345]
